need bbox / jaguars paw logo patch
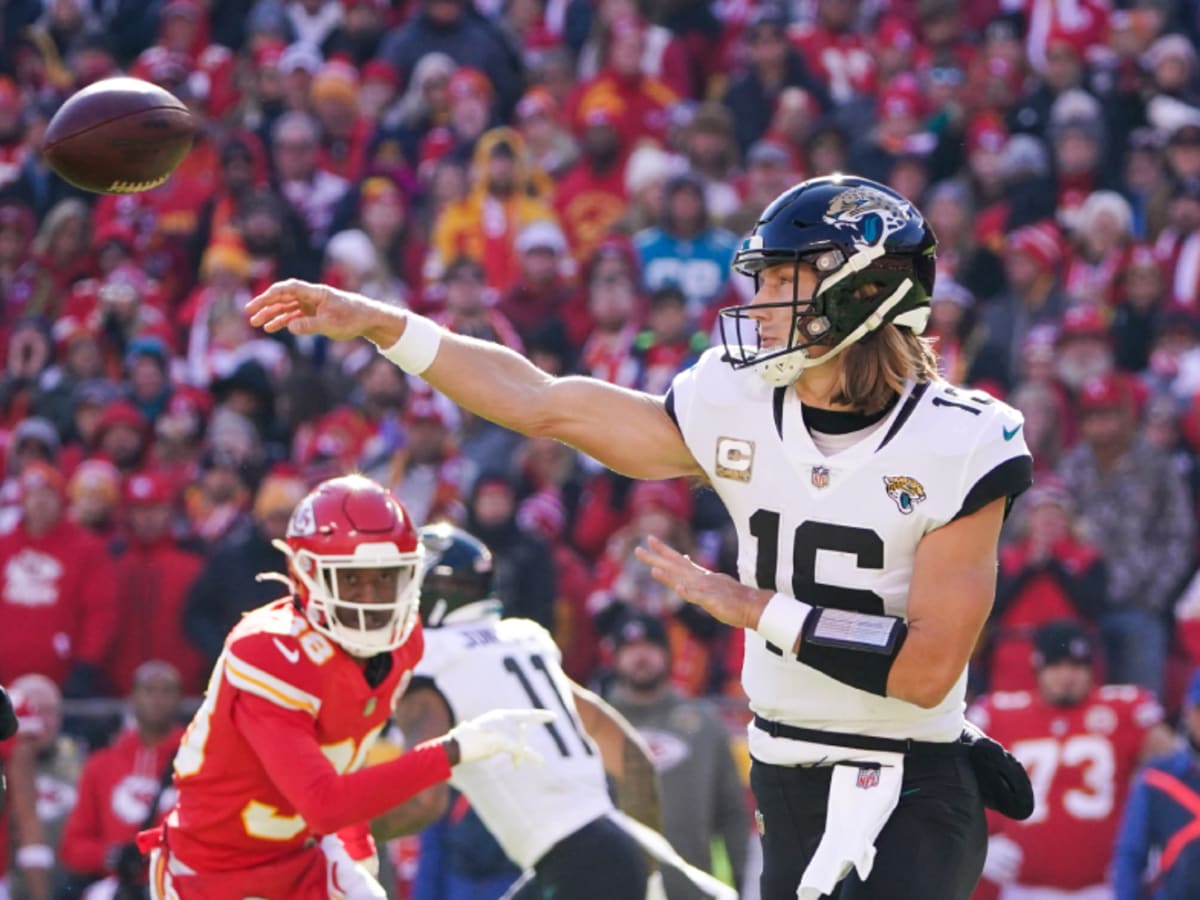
[883,476,926,515]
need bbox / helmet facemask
[277,540,425,658]
[720,247,927,387]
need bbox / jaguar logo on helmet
[823,186,913,247]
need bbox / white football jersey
[414,615,614,868]
[668,348,1032,762]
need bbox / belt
[753,715,963,756]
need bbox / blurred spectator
[579,252,641,387]
[106,472,206,697]
[1114,668,1200,900]
[977,221,1068,390]
[374,391,465,528]
[66,458,122,542]
[375,52,457,170]
[630,285,707,395]
[5,673,84,900]
[569,14,677,150]
[346,174,426,299]
[612,144,680,239]
[987,480,1107,693]
[0,461,118,697]
[429,128,556,293]
[634,173,737,325]
[589,479,718,696]
[498,221,573,345]
[721,4,829,155]
[432,256,523,353]
[466,472,554,629]
[287,0,342,49]
[270,110,350,251]
[969,620,1175,899]
[553,99,628,266]
[182,470,305,670]
[59,661,184,898]
[1054,305,1115,396]
[1059,374,1196,697]
[1112,244,1170,373]
[131,0,236,121]
[1063,190,1134,308]
[724,140,795,239]
[93,401,150,476]
[607,611,748,900]
[925,278,981,386]
[311,60,371,181]
[680,104,740,221]
[790,0,875,107]
[324,0,389,67]
[1,317,54,428]
[514,87,578,180]
[376,0,524,118]
[1,677,56,900]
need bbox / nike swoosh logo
[273,638,300,664]
[1002,424,1022,441]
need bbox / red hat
[448,68,493,104]
[95,401,149,438]
[19,461,64,499]
[165,385,213,422]
[1057,305,1110,343]
[629,479,691,522]
[1007,222,1062,271]
[52,316,100,354]
[878,80,923,120]
[516,490,565,541]
[254,39,286,69]
[405,394,449,427]
[1078,373,1133,413]
[362,60,400,88]
[876,17,916,51]
[967,114,1008,155]
[516,86,557,122]
[125,470,175,506]
[162,0,202,19]
[1128,242,1163,272]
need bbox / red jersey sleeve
[223,628,326,718]
[229,690,451,835]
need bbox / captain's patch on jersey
[715,436,755,482]
[883,475,926,514]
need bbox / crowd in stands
[3,0,1200,896]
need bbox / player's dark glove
[961,723,1034,821]
[0,685,17,741]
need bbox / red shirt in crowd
[59,725,185,876]
[0,518,119,689]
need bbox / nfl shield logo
[856,767,880,790]
[811,466,831,489]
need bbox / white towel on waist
[797,751,904,900]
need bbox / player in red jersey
[968,620,1176,899]
[140,474,550,900]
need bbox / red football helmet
[277,474,424,657]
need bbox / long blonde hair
[828,325,940,413]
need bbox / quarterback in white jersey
[377,525,715,900]
[248,173,1035,900]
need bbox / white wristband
[755,592,812,652]
[16,843,54,868]
[377,314,443,375]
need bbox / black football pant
[751,747,987,899]
[511,814,648,900]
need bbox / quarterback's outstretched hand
[636,536,770,631]
[246,279,400,346]
[446,709,554,768]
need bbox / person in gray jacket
[607,612,750,900]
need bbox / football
[42,77,195,195]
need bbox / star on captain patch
[811,465,830,489]
[363,697,377,717]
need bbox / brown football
[42,77,195,195]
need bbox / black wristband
[795,607,908,697]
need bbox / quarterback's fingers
[245,280,304,316]
[259,310,305,333]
